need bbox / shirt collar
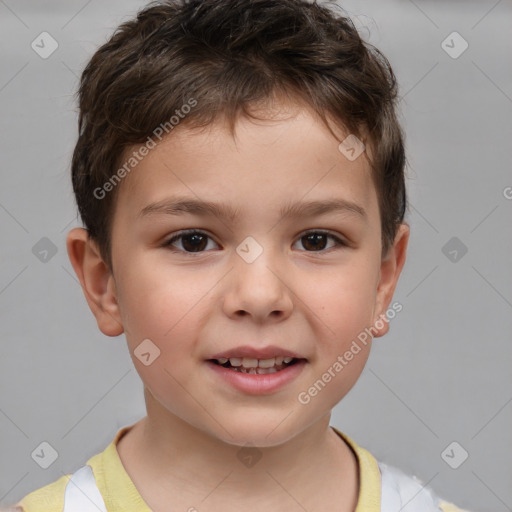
[91,424,381,512]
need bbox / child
[13,0,471,510]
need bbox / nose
[222,243,293,324]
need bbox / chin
[205,414,301,448]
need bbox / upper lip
[208,345,305,360]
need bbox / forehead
[114,106,378,226]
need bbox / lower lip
[206,360,307,395]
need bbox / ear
[66,227,124,337]
[371,223,410,338]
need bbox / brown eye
[301,233,328,251]
[164,230,217,253]
[295,231,346,252]
[180,233,208,252]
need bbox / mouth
[208,356,303,375]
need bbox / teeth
[236,367,278,375]
[256,367,278,374]
[215,356,297,369]
[242,357,259,368]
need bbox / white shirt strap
[62,465,107,512]
[378,461,442,512]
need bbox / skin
[67,101,409,511]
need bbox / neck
[117,388,359,511]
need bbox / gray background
[1,0,511,510]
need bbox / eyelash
[162,229,348,255]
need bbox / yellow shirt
[16,424,469,511]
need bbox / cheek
[117,270,205,402]
[299,263,378,348]
[113,285,196,402]
[117,260,207,340]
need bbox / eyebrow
[138,196,367,222]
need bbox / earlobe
[66,227,124,337]
[372,223,410,338]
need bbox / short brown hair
[71,0,407,270]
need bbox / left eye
[162,230,346,254]
[293,231,346,252]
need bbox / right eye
[162,230,220,254]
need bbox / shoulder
[331,427,472,512]
[14,426,133,512]
[15,465,108,512]
[15,473,69,512]
[14,436,113,512]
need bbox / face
[98,104,407,447]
